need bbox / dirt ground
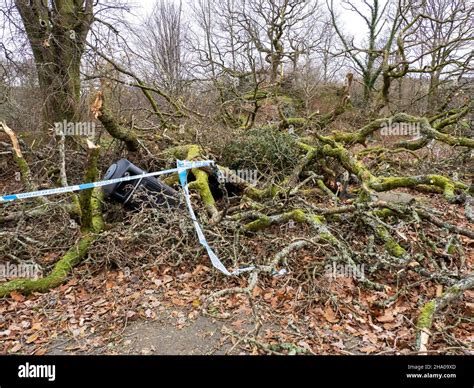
[47,308,232,355]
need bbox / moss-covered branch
[416,275,474,352]
[164,144,219,220]
[94,91,140,152]
[0,232,96,297]
[0,144,104,298]
[328,113,474,149]
[239,208,384,290]
[316,140,471,202]
[362,214,407,258]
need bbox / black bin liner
[102,159,180,208]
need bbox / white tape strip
[0,160,213,203]
[177,160,255,276]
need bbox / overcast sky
[126,0,370,39]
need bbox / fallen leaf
[9,343,22,353]
[324,306,339,323]
[10,291,25,302]
[171,298,186,307]
[25,333,39,344]
[231,319,246,329]
[376,310,396,323]
[252,286,263,298]
[331,340,345,350]
[360,345,378,354]
[34,348,47,356]
[106,279,115,289]
[436,285,443,297]
[263,292,273,300]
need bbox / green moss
[289,209,307,223]
[375,225,407,257]
[320,232,339,245]
[320,144,375,182]
[446,242,457,255]
[372,208,395,218]
[245,185,279,200]
[98,105,139,152]
[70,194,82,218]
[442,183,456,202]
[12,154,38,196]
[186,144,201,160]
[163,173,180,186]
[0,234,96,297]
[284,117,307,127]
[244,215,271,232]
[297,142,316,152]
[276,95,296,105]
[90,189,105,233]
[310,215,326,225]
[417,300,436,329]
[332,131,364,144]
[165,144,219,217]
[242,90,268,101]
[443,285,461,298]
[316,179,336,198]
[188,171,216,207]
[79,148,100,230]
[372,175,459,202]
[243,209,327,233]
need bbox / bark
[15,0,94,128]
[416,275,474,352]
[94,91,140,152]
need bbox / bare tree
[372,0,473,114]
[328,0,402,105]
[234,0,323,85]
[139,0,188,97]
[411,0,473,111]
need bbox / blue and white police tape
[0,159,257,277]
[177,160,255,276]
[0,160,213,203]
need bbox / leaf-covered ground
[1,194,472,355]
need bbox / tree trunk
[15,0,94,129]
